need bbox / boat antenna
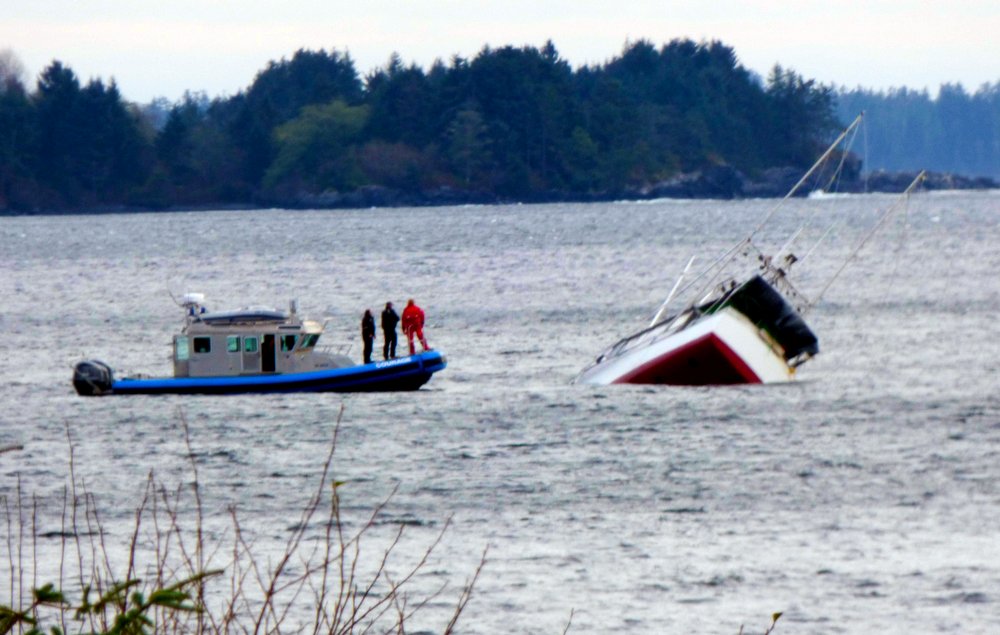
[807,170,926,313]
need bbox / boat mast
[667,112,866,312]
[747,112,865,242]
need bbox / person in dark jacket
[381,301,399,359]
[361,309,376,364]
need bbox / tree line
[0,40,859,212]
[837,83,1000,179]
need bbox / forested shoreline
[837,83,1000,180]
[0,40,996,215]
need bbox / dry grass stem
[1,405,485,635]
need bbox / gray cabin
[174,296,352,378]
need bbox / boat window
[175,337,190,361]
[193,337,211,354]
[281,335,297,351]
[300,333,320,348]
[244,336,259,353]
[227,336,240,353]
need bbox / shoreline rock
[2,169,996,216]
[640,167,999,200]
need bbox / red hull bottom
[613,333,762,386]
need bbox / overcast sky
[3,0,998,103]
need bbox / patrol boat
[73,294,446,395]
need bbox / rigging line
[807,170,925,314]
[664,237,750,308]
[783,118,867,278]
[882,181,912,307]
[862,114,870,193]
[800,221,839,264]
[746,112,865,243]
[768,113,866,275]
[773,228,804,264]
[663,112,866,314]
[823,120,863,193]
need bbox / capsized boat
[73,294,446,395]
[575,268,818,386]
[575,114,924,387]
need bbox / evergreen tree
[444,104,491,187]
[2,39,866,212]
[0,66,35,209]
[765,65,837,167]
[836,83,1000,178]
[365,55,437,147]
[233,49,364,189]
[465,42,577,194]
[30,61,150,206]
[264,100,369,195]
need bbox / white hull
[575,307,795,386]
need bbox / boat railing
[605,272,772,363]
[318,344,352,357]
[594,308,699,364]
[592,266,811,368]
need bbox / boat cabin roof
[183,307,323,336]
[197,308,288,325]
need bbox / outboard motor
[73,360,115,396]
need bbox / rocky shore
[4,168,996,216]
[267,167,999,210]
[633,166,999,200]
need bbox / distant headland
[1,41,996,215]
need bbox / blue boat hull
[83,352,446,395]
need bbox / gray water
[1,192,999,633]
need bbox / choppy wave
[1,192,999,633]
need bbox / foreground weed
[1,406,485,634]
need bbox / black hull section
[725,275,819,360]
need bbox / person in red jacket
[401,298,430,355]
